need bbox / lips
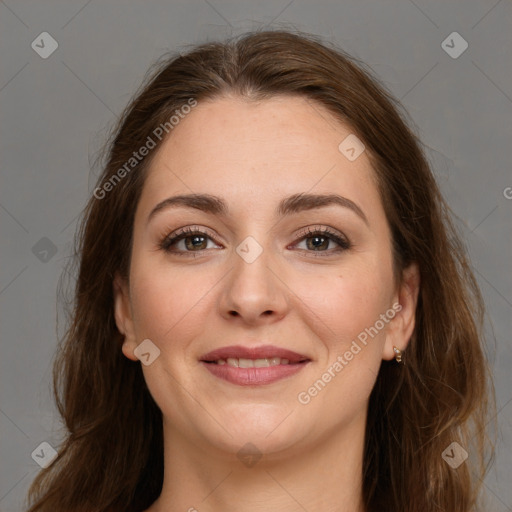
[200,345,311,386]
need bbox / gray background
[0,1,511,510]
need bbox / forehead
[139,95,382,223]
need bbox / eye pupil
[307,236,328,250]
[185,235,207,250]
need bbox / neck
[148,412,367,512]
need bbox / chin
[199,405,310,458]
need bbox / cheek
[295,268,392,420]
[295,260,393,348]
[128,257,216,344]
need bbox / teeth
[220,357,290,367]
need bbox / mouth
[200,345,311,386]
[203,356,306,367]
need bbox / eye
[159,226,222,256]
[292,226,351,256]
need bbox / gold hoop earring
[393,346,403,363]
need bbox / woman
[26,30,494,512]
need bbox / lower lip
[201,361,309,386]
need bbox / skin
[114,95,420,512]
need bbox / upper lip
[200,345,310,363]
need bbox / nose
[217,241,289,326]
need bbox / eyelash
[158,225,351,258]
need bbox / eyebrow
[147,192,369,226]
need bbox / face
[114,95,419,460]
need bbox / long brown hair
[26,30,494,512]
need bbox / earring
[393,346,403,363]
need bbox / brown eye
[294,227,351,256]
[305,235,330,251]
[159,227,221,256]
[182,234,208,251]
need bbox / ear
[383,262,420,361]
[113,272,138,361]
